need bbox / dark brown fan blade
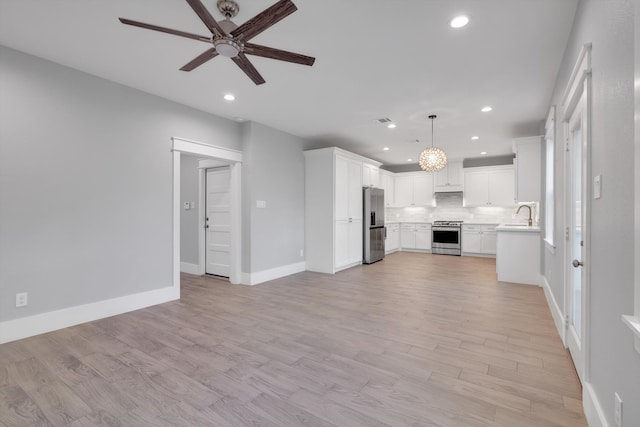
[180,48,219,71]
[231,0,296,42]
[185,0,227,37]
[244,43,315,66]
[119,18,211,42]
[231,53,266,85]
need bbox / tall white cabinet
[305,147,379,274]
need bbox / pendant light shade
[419,114,448,172]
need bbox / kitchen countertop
[496,223,541,232]
[461,221,501,225]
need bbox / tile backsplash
[386,202,539,224]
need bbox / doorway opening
[172,137,242,290]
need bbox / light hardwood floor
[0,252,587,426]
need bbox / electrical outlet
[614,392,623,427]
[183,202,190,210]
[16,292,28,307]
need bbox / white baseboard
[0,286,179,344]
[241,261,306,286]
[542,275,566,345]
[180,262,200,275]
[583,382,610,427]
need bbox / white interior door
[566,91,587,382]
[206,167,231,277]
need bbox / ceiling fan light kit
[418,114,448,172]
[119,0,315,85]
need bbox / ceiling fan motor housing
[217,0,239,18]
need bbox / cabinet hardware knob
[572,259,583,268]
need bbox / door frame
[561,43,592,382]
[172,137,243,286]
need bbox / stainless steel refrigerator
[363,187,385,264]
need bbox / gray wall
[241,121,305,273]
[180,155,200,265]
[542,0,640,425]
[0,46,240,322]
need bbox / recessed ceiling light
[234,117,245,122]
[408,158,413,162]
[450,15,469,28]
[480,151,488,155]
[383,147,390,151]
[387,123,396,129]
[471,136,479,140]
[481,106,492,112]
[224,94,235,101]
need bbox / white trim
[172,151,182,292]
[0,286,179,344]
[542,275,566,345]
[561,43,593,110]
[544,239,556,254]
[241,262,306,286]
[622,315,640,353]
[198,158,229,169]
[180,262,200,275]
[632,0,640,355]
[229,163,242,285]
[172,137,242,163]
[583,382,610,427]
[198,167,206,276]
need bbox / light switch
[594,175,601,199]
[256,200,267,208]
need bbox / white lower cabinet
[385,223,400,253]
[400,223,432,251]
[496,229,541,285]
[335,220,363,269]
[462,224,497,256]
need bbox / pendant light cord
[429,114,437,148]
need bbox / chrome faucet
[516,204,533,226]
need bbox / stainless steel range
[432,220,463,256]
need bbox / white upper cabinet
[435,161,463,192]
[394,175,414,207]
[379,170,395,207]
[335,155,363,221]
[513,136,542,202]
[394,172,434,207]
[362,163,380,188]
[463,166,516,207]
[413,174,434,206]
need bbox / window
[544,106,555,249]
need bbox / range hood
[434,191,463,207]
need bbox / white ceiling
[0,0,577,166]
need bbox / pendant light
[418,114,448,172]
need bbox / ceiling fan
[119,0,315,85]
